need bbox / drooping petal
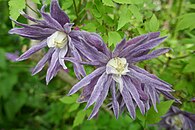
[85,73,107,109]
[16,40,47,61]
[146,85,158,112]
[110,80,120,119]
[123,76,145,114]
[121,83,136,119]
[46,48,60,84]
[69,37,86,79]
[130,48,171,63]
[131,78,148,101]
[130,65,172,87]
[59,46,68,70]
[32,48,54,75]
[40,5,63,30]
[88,75,112,119]
[128,68,173,91]
[77,76,100,103]
[50,0,70,26]
[68,67,106,95]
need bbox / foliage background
[0,0,195,129]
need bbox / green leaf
[60,94,78,104]
[183,56,195,72]
[0,73,18,99]
[0,49,6,69]
[68,103,80,112]
[8,0,26,26]
[108,31,122,47]
[149,14,159,31]
[4,92,27,120]
[102,0,115,7]
[146,100,174,124]
[73,110,87,127]
[32,0,40,4]
[91,6,102,18]
[176,13,195,31]
[113,0,144,4]
[129,5,142,22]
[117,5,131,30]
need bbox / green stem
[26,3,39,15]
[73,0,79,20]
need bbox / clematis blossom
[8,0,98,84]
[67,32,179,119]
[159,106,195,130]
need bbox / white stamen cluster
[47,31,68,49]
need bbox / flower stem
[26,3,39,15]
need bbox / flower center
[166,114,184,129]
[106,57,129,76]
[47,31,68,49]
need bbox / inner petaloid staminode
[47,31,68,49]
[106,57,129,76]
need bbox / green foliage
[108,31,122,47]
[149,14,159,32]
[176,13,195,31]
[32,0,41,4]
[145,100,174,124]
[73,110,87,127]
[8,0,26,26]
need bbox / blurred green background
[0,0,195,129]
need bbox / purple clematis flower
[8,0,94,84]
[159,106,195,130]
[67,32,179,120]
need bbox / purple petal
[131,78,148,101]
[130,65,172,86]
[81,31,110,56]
[50,0,70,26]
[126,36,167,58]
[6,52,19,62]
[124,32,160,48]
[40,5,63,30]
[88,75,112,119]
[113,38,126,57]
[130,48,170,63]
[20,11,43,24]
[46,48,60,84]
[123,76,145,115]
[85,73,107,109]
[121,81,136,119]
[119,35,148,57]
[16,40,47,61]
[146,85,158,112]
[69,38,86,79]
[68,67,106,95]
[110,80,120,119]
[128,68,173,92]
[77,76,100,103]
[32,48,54,75]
